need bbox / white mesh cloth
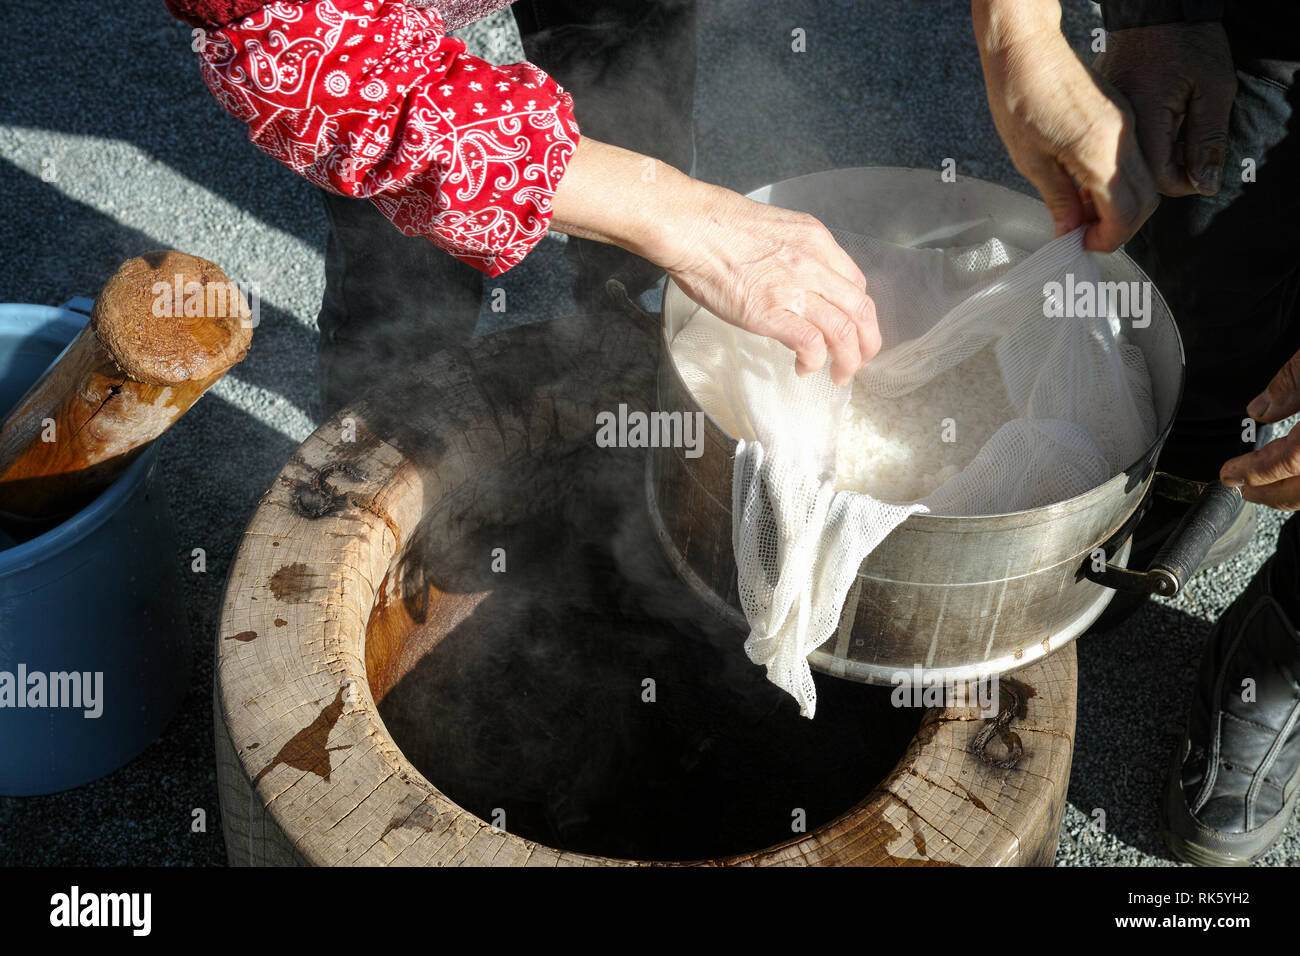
[670,227,1156,717]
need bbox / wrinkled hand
[1095,23,1237,197]
[977,21,1158,251]
[547,139,880,384]
[1221,351,1300,510]
[662,184,881,386]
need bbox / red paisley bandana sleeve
[195,0,579,276]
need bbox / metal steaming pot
[643,166,1241,686]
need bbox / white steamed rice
[834,345,1015,502]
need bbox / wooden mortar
[215,312,1076,866]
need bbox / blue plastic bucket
[0,299,191,795]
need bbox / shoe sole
[1161,824,1259,867]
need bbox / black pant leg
[315,4,698,414]
[1127,51,1300,482]
[316,189,484,416]
[513,0,698,303]
[1271,512,1300,621]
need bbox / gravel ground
[0,0,1295,866]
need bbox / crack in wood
[325,771,395,836]
[902,767,1022,841]
[880,792,962,862]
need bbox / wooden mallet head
[0,251,255,536]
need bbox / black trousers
[316,0,697,415]
[1127,20,1300,483]
[1123,19,1300,586]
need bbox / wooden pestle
[0,251,254,537]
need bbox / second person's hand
[1094,22,1237,198]
[972,0,1159,252]
[1221,349,1300,511]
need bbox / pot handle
[1083,473,1244,597]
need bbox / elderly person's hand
[657,187,881,386]
[1095,22,1237,197]
[972,0,1158,252]
[550,139,880,387]
[1220,351,1300,511]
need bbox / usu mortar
[215,307,1075,866]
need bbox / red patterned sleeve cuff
[196,0,580,277]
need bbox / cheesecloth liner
[670,227,1156,717]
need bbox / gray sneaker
[1161,551,1300,866]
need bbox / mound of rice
[834,345,1014,502]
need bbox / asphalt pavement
[0,0,1295,866]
